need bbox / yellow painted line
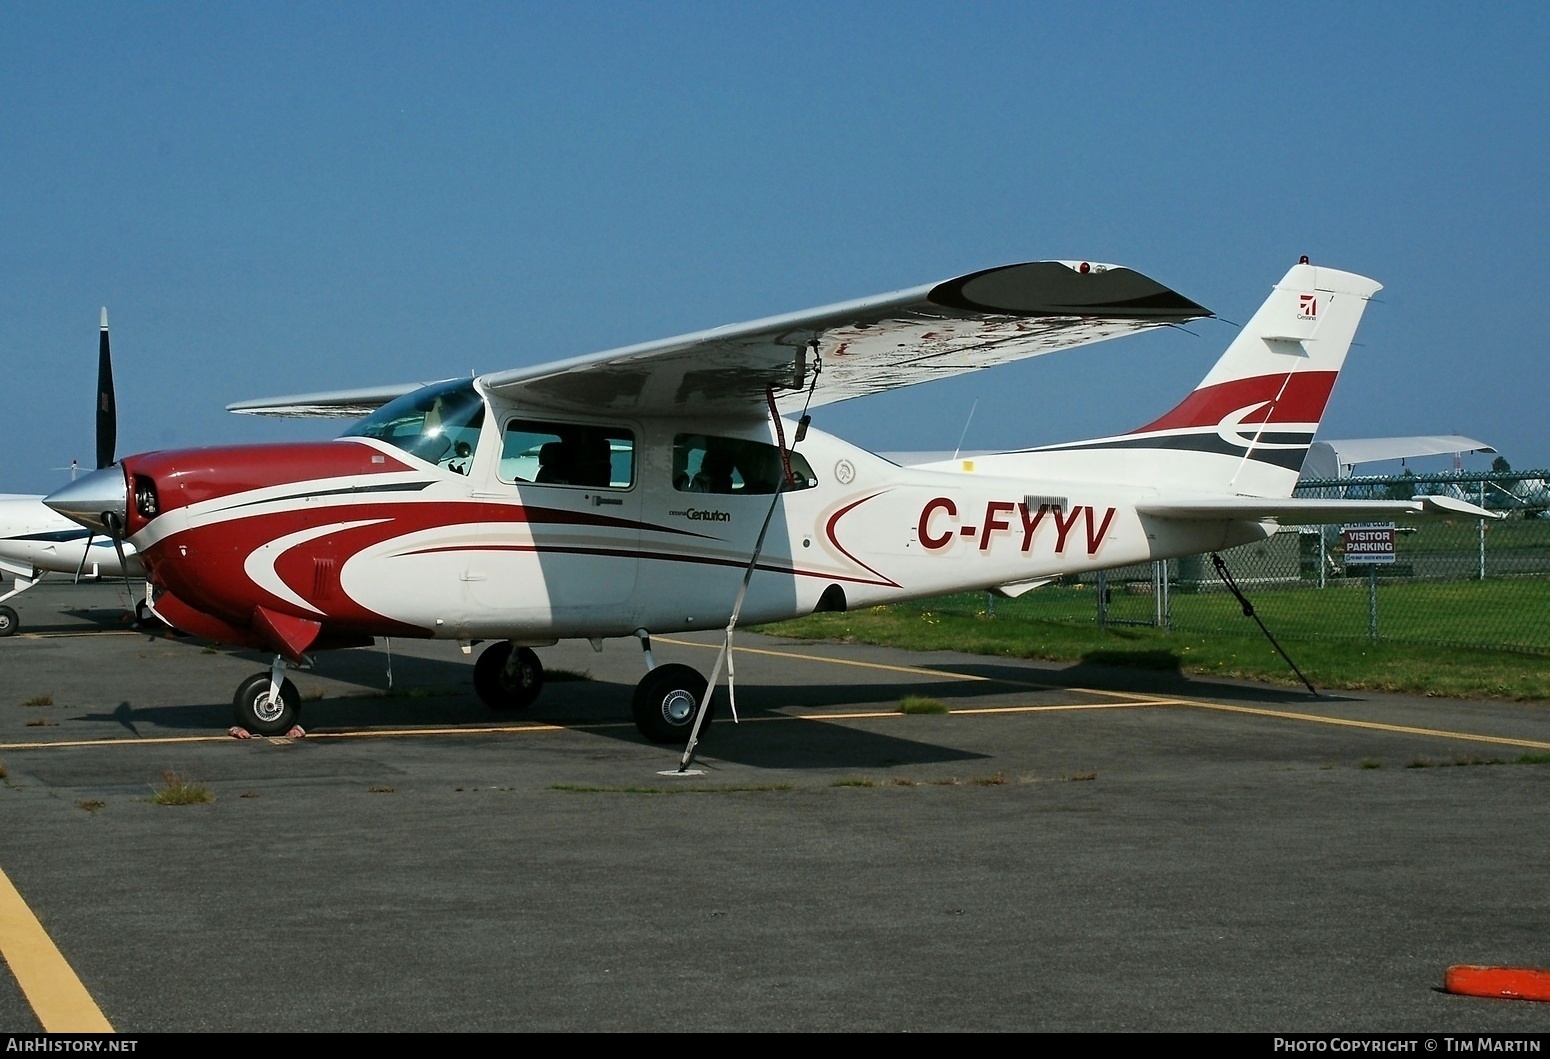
[297,722,569,740]
[667,638,1550,752]
[797,700,1174,721]
[949,699,1189,715]
[1184,701,1550,752]
[28,631,142,639]
[0,722,572,752]
[658,636,1155,703]
[1,734,240,751]
[0,863,112,1032]
[660,636,1010,682]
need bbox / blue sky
[2,2,1546,493]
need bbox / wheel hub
[252,691,286,724]
[661,688,698,725]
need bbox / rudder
[1119,260,1383,495]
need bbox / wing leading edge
[228,260,1207,420]
[480,261,1208,418]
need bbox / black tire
[631,663,712,744]
[233,673,300,736]
[0,605,17,637]
[134,600,170,632]
[473,642,544,710]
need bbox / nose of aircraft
[45,465,128,535]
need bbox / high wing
[228,381,457,419]
[228,261,1208,420]
[1137,494,1501,522]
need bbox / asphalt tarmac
[1,580,1548,1033]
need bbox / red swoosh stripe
[1130,371,1338,435]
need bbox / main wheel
[0,605,17,637]
[474,642,544,710]
[632,663,713,744]
[233,673,300,736]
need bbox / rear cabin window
[673,434,817,495]
[500,421,635,488]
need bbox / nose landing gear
[233,658,300,736]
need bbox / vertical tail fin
[1118,261,1382,496]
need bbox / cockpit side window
[341,379,485,475]
[673,434,817,494]
[499,420,635,489]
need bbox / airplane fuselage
[117,411,1262,659]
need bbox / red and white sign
[1343,523,1396,564]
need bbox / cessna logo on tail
[1298,293,1317,320]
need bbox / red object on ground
[1444,965,1550,1002]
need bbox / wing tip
[927,261,1210,320]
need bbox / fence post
[1368,564,1379,644]
[1153,560,1164,627]
[1096,570,1108,632]
[1479,481,1486,581]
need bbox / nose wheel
[233,671,300,736]
[632,663,714,744]
[474,642,545,710]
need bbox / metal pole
[1368,564,1378,644]
[1479,480,1486,581]
[1096,570,1108,632]
[1319,525,1327,589]
[1153,560,1163,627]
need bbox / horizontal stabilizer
[1137,494,1500,523]
[990,577,1057,599]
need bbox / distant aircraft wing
[478,261,1207,418]
[1137,494,1501,522]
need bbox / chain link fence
[917,470,1550,654]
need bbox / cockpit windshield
[341,378,485,474]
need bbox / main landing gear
[227,635,716,744]
[628,629,714,745]
[632,663,713,744]
[473,641,545,711]
[470,631,715,745]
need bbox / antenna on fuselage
[951,398,978,461]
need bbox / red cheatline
[1444,965,1550,1002]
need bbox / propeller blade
[73,534,96,583]
[96,307,116,470]
[101,511,135,603]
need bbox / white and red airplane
[44,259,1492,742]
[0,311,145,636]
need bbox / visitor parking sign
[1343,523,1397,565]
